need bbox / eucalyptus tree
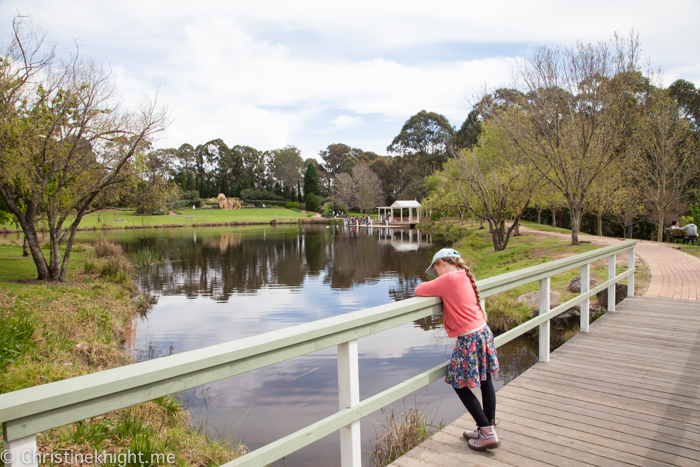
[174,143,197,191]
[233,145,267,191]
[270,146,304,199]
[0,17,168,281]
[319,143,363,175]
[387,110,454,176]
[453,109,483,150]
[482,35,642,245]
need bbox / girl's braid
[443,256,484,313]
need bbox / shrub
[95,240,122,259]
[245,200,288,207]
[182,190,201,201]
[240,189,285,201]
[99,256,134,283]
[484,294,531,335]
[305,193,319,212]
[286,201,300,210]
[172,199,201,209]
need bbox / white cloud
[330,115,360,129]
[1,0,698,157]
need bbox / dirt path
[518,226,700,301]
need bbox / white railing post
[580,263,590,333]
[337,340,361,467]
[608,254,616,312]
[539,277,550,362]
[628,247,635,297]
[3,434,38,467]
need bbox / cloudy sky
[1,1,698,160]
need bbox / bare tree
[332,172,355,212]
[351,163,383,215]
[483,34,641,245]
[0,17,168,281]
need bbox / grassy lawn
[0,243,244,464]
[1,207,317,232]
[423,220,643,342]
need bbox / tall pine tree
[303,162,321,201]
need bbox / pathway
[517,227,700,301]
[390,297,700,467]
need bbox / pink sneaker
[467,426,500,451]
[463,427,480,440]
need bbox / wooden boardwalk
[390,297,700,467]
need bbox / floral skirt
[445,325,500,389]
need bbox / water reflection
[112,226,437,302]
[72,225,538,467]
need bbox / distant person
[670,220,680,229]
[680,220,698,246]
[414,248,500,451]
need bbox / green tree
[303,162,321,200]
[668,79,700,130]
[305,193,320,212]
[319,143,362,175]
[483,35,641,245]
[0,18,168,281]
[271,146,304,199]
[631,87,699,241]
[387,110,455,176]
[431,123,539,251]
[124,150,180,214]
[452,109,482,150]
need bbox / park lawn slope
[1,207,326,233]
[0,242,245,466]
[424,220,645,345]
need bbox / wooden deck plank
[518,368,700,406]
[497,389,700,442]
[389,296,700,467]
[496,399,700,459]
[519,364,699,399]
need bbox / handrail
[0,240,637,467]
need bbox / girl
[414,248,500,451]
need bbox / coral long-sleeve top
[414,269,486,337]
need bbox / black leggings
[453,372,496,428]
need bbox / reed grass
[130,247,165,268]
[369,399,443,467]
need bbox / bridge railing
[0,240,637,467]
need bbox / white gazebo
[378,200,421,224]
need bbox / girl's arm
[414,274,449,297]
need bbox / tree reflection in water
[114,225,437,301]
[76,225,542,467]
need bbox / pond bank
[1,215,333,234]
[0,241,246,465]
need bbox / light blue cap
[426,248,461,278]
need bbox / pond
[81,225,538,466]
